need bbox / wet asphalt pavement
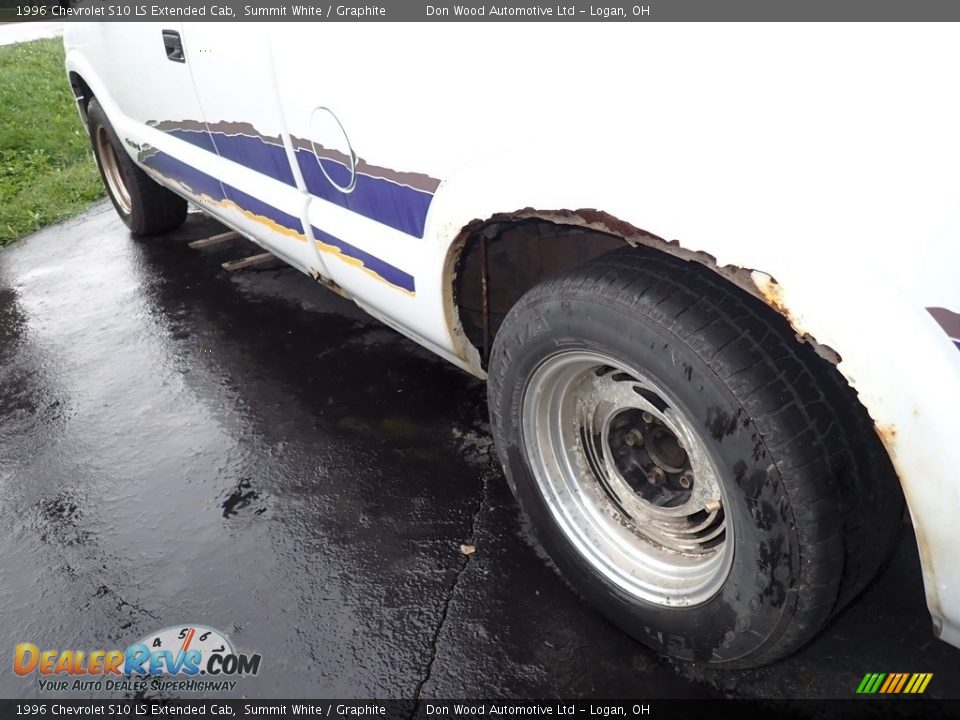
[1,201,959,700]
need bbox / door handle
[162,30,185,63]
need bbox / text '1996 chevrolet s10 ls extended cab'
[64,22,960,668]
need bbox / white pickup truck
[64,22,960,668]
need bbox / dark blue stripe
[212,133,296,187]
[953,339,960,352]
[141,150,225,202]
[311,225,415,294]
[297,149,433,238]
[160,125,433,238]
[167,128,219,155]
[221,182,304,235]
[140,149,413,292]
[141,150,302,236]
[168,129,297,188]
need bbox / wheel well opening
[450,210,841,372]
[68,72,94,123]
[453,218,628,366]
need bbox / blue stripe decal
[953,339,960,352]
[141,149,303,236]
[212,133,297,188]
[141,150,226,204]
[157,123,434,238]
[139,148,414,293]
[311,225,415,294]
[166,128,219,155]
[167,129,297,188]
[221,182,304,236]
[295,149,433,238]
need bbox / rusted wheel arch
[446,208,841,374]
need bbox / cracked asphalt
[1,202,959,700]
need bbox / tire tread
[489,247,903,666]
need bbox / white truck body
[64,22,960,649]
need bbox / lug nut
[641,411,653,424]
[678,473,693,489]
[624,429,644,446]
[647,467,665,485]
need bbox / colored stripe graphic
[925,307,960,354]
[296,148,434,238]
[311,225,415,295]
[891,673,909,694]
[170,128,298,188]
[882,673,908,693]
[140,149,304,236]
[166,127,219,154]
[856,673,932,694]
[878,674,896,694]
[153,120,439,238]
[138,147,415,294]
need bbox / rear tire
[87,98,187,236]
[487,248,902,667]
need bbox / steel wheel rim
[521,350,734,607]
[96,126,132,215]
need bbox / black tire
[488,248,902,668]
[86,98,187,235]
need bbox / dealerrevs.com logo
[14,625,262,693]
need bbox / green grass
[0,38,104,246]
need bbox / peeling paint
[308,268,350,299]
[511,207,764,304]
[750,271,842,366]
[875,423,898,449]
[142,160,415,296]
[313,238,415,298]
[443,207,952,647]
[445,208,843,369]
[443,228,485,377]
[751,272,791,321]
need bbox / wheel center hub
[522,353,735,606]
[572,367,728,557]
[606,409,693,509]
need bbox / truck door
[267,26,443,340]
[82,23,225,206]
[176,24,326,277]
